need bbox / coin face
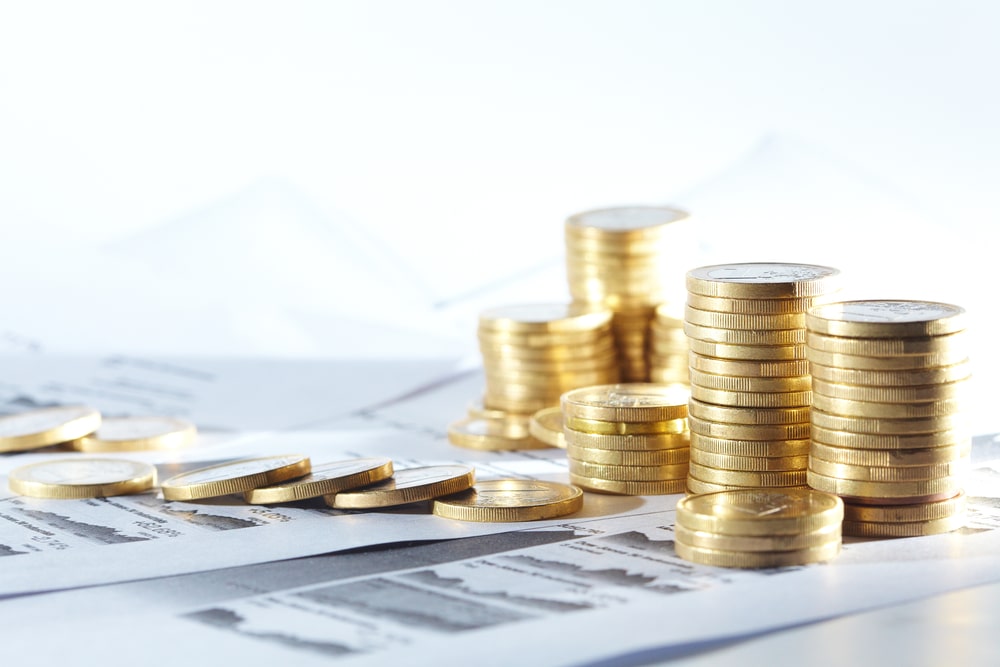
[71,416,197,452]
[478,304,612,332]
[561,383,690,422]
[0,406,101,452]
[328,464,476,509]
[245,457,394,504]
[432,479,583,522]
[168,455,308,485]
[811,300,963,324]
[689,263,839,284]
[160,454,311,500]
[567,206,688,231]
[8,458,157,498]
[676,488,844,536]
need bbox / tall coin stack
[449,304,620,452]
[561,383,691,495]
[565,206,692,382]
[805,300,972,537]
[682,262,842,494]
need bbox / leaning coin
[529,407,566,448]
[160,454,311,501]
[327,464,475,509]
[0,406,101,453]
[245,457,394,504]
[448,418,552,451]
[69,416,197,452]
[432,479,583,522]
[8,458,156,499]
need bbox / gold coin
[431,479,583,522]
[684,322,806,346]
[477,303,613,334]
[688,352,810,378]
[0,406,101,453]
[480,337,617,361]
[686,338,807,361]
[563,429,690,451]
[568,459,689,482]
[676,487,843,536]
[673,539,841,568]
[689,449,808,472]
[810,441,971,467]
[689,369,811,393]
[690,385,812,408]
[466,398,529,423]
[841,515,966,538]
[478,328,611,349]
[805,347,968,370]
[686,263,841,299]
[810,378,969,403]
[687,415,811,440]
[811,394,964,419]
[480,394,558,414]
[688,399,810,425]
[567,444,690,465]
[689,434,810,458]
[805,330,967,356]
[808,456,968,482]
[806,469,965,499]
[808,360,972,387]
[811,408,967,435]
[684,305,804,330]
[529,407,566,448]
[328,465,475,509]
[244,457,394,504]
[8,458,156,499]
[688,462,807,487]
[484,367,618,389]
[447,418,552,451]
[160,455,311,501]
[685,293,831,315]
[565,205,690,239]
[674,523,840,552]
[842,491,966,522]
[648,367,690,385]
[564,415,688,435]
[70,416,196,452]
[687,477,805,495]
[561,383,689,422]
[482,352,620,374]
[806,300,967,338]
[810,425,969,450]
[569,473,687,495]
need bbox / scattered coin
[244,457,394,504]
[432,479,583,521]
[160,454,312,501]
[69,416,197,452]
[0,406,101,453]
[8,458,156,499]
[327,464,475,509]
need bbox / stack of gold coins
[449,303,619,451]
[683,262,842,494]
[674,488,844,568]
[805,300,972,537]
[565,206,692,382]
[562,383,691,495]
[649,305,690,385]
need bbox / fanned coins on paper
[245,457,394,504]
[682,262,841,494]
[70,416,197,452]
[8,458,156,499]
[327,464,475,509]
[805,300,971,537]
[160,454,312,501]
[674,488,843,568]
[565,206,693,382]
[0,406,101,453]
[562,383,691,495]
[432,479,583,521]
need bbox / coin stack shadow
[682,263,843,494]
[805,300,972,537]
[562,383,691,495]
[565,206,693,383]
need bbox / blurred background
[1,1,997,365]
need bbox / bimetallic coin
[432,479,583,522]
[244,457,394,504]
[689,449,808,472]
[842,491,966,523]
[569,473,687,495]
[160,455,311,501]
[676,488,843,536]
[8,458,156,499]
[673,539,841,569]
[0,406,101,453]
[565,205,689,236]
[806,331,967,357]
[684,305,805,331]
[841,515,966,538]
[806,300,967,338]
[447,418,552,451]
[674,523,840,552]
[809,441,971,467]
[560,383,690,422]
[327,465,475,509]
[689,385,812,409]
[684,322,806,346]
[686,262,841,299]
[70,416,196,452]
[564,415,688,436]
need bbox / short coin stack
[648,305,690,385]
[565,206,693,382]
[449,303,619,451]
[562,383,691,495]
[674,487,844,568]
[682,262,842,494]
[805,300,972,537]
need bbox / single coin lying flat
[8,458,156,499]
[0,406,101,453]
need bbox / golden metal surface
[806,300,967,338]
[328,465,475,509]
[676,487,843,536]
[160,455,311,501]
[9,458,156,499]
[431,479,583,522]
[70,416,196,452]
[244,457,394,504]
[0,406,101,453]
[686,262,841,299]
